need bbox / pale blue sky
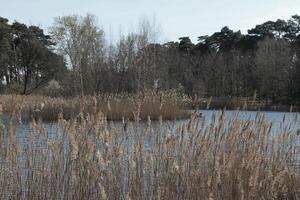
[0,0,299,42]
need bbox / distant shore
[183,98,300,113]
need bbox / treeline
[0,17,65,94]
[0,14,300,105]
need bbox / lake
[10,109,300,140]
[1,109,300,198]
[9,110,300,155]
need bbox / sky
[0,0,300,43]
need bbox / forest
[0,14,300,106]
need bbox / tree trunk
[23,70,28,95]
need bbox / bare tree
[136,16,161,93]
[50,14,106,95]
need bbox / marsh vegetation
[0,95,299,199]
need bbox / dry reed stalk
[0,99,299,199]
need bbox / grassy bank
[1,94,297,124]
[0,91,190,122]
[0,104,299,199]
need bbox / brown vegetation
[0,97,299,199]
[0,90,190,122]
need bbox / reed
[0,98,299,199]
[0,90,190,122]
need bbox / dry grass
[0,97,299,199]
[0,90,190,122]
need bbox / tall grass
[0,97,299,199]
[0,90,190,122]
